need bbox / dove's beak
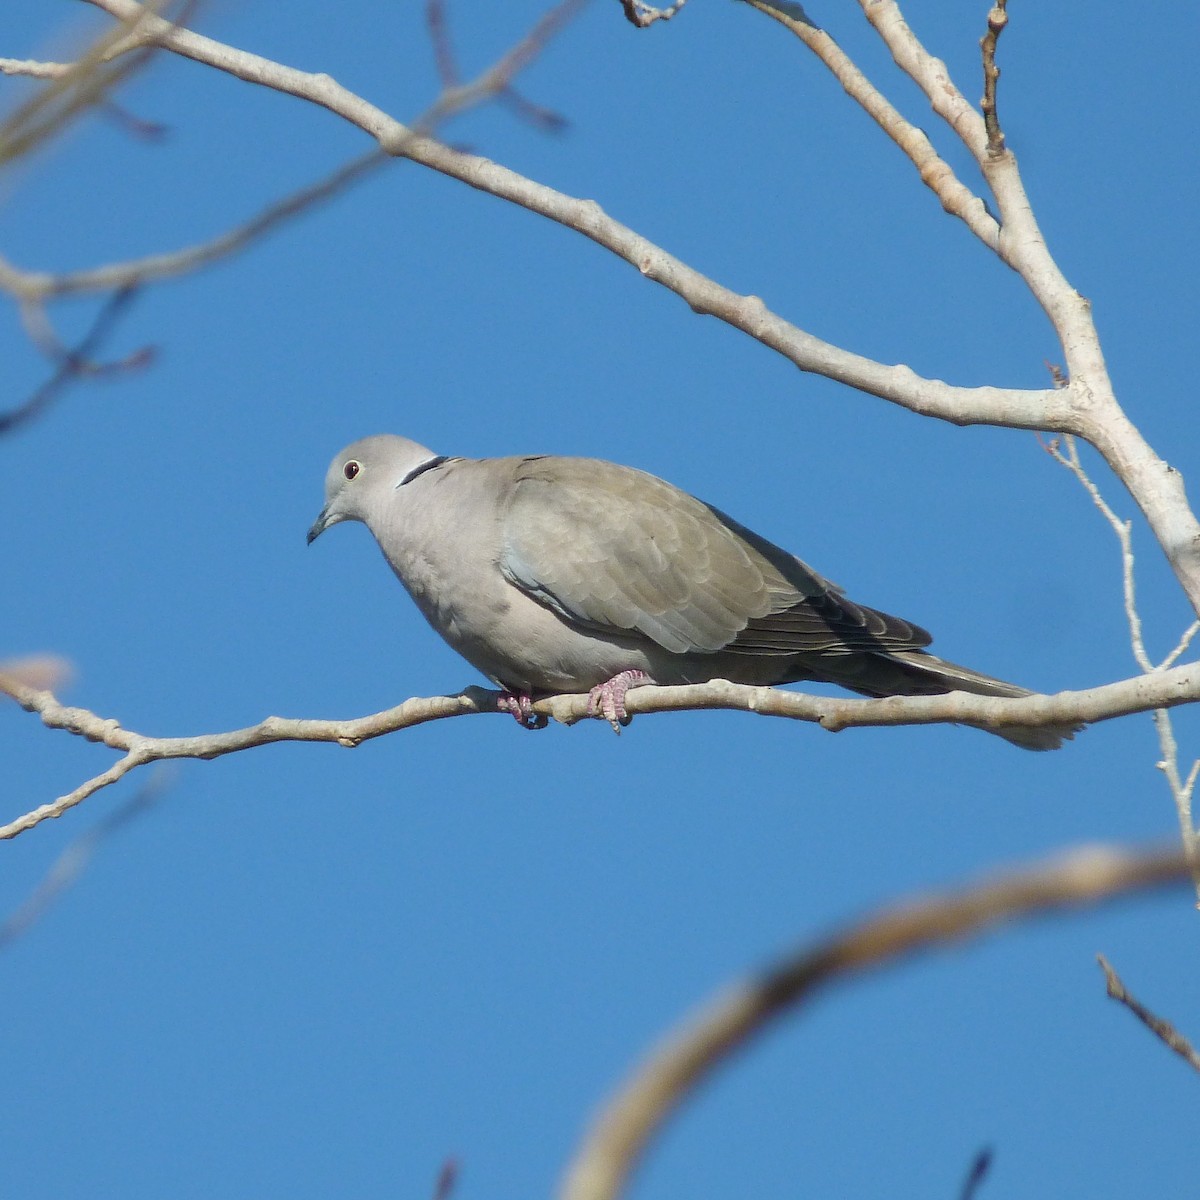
[306,507,332,544]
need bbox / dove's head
[307,434,440,543]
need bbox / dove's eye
[343,460,361,481]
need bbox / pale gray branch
[6,665,1200,839]
[841,3,1200,615]
[73,0,1068,431]
[560,845,1192,1200]
[744,0,999,249]
[1162,622,1200,672]
[0,58,73,79]
[68,0,1200,616]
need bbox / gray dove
[307,434,1075,750]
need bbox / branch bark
[5,664,1200,839]
[5,3,1196,847]
[1096,954,1200,1075]
[62,0,1200,620]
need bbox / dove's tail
[802,649,1080,751]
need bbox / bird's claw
[586,670,650,733]
[497,691,548,730]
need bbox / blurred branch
[69,4,1069,425]
[0,287,149,436]
[0,772,166,950]
[8,664,1200,839]
[559,845,1192,1200]
[0,0,183,166]
[431,1158,459,1200]
[0,150,386,303]
[958,1147,993,1200]
[422,0,573,133]
[1043,434,1200,902]
[0,0,583,434]
[0,655,72,693]
[1097,954,1200,1074]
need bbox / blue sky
[3,3,1198,1197]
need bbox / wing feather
[499,455,931,659]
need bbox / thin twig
[424,0,570,132]
[431,1158,459,1200]
[421,0,586,129]
[743,0,999,248]
[99,97,169,140]
[1152,709,1200,905]
[1162,622,1200,670]
[1,0,583,435]
[0,287,146,436]
[1042,434,1200,901]
[1042,435,1151,669]
[0,151,387,304]
[980,2,1008,154]
[1096,955,1200,1074]
[426,0,460,87]
[0,0,184,166]
[55,0,1198,610]
[958,1147,993,1200]
[559,846,1192,1200]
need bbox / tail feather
[801,648,1080,751]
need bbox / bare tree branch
[1097,954,1200,1075]
[431,1158,459,1200]
[68,2,1063,421]
[837,3,1200,612]
[0,0,583,435]
[743,1,1000,249]
[979,1,1008,154]
[64,0,1200,618]
[958,1147,994,1200]
[0,58,74,80]
[0,0,181,166]
[8,663,1200,840]
[0,287,147,436]
[1043,435,1200,900]
[559,845,1193,1200]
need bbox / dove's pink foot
[496,690,548,730]
[587,670,650,733]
